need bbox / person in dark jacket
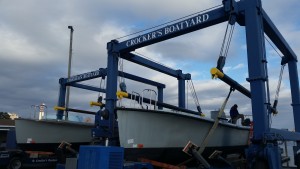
[229,104,245,125]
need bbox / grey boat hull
[117,108,250,162]
[14,118,93,151]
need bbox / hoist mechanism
[55,0,300,168]
[211,67,279,115]
[91,75,106,109]
[215,2,236,72]
[211,67,250,98]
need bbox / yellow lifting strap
[89,101,103,107]
[54,106,66,111]
[116,91,129,99]
[198,88,233,154]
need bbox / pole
[65,26,74,120]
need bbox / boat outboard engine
[243,118,251,126]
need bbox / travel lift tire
[296,153,300,169]
[7,157,22,169]
[253,159,268,169]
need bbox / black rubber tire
[253,159,268,169]
[7,157,22,169]
[296,153,300,169]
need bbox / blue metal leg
[57,78,66,120]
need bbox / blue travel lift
[56,0,300,168]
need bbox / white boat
[14,118,93,151]
[117,108,250,163]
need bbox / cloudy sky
[0,0,299,130]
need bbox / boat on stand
[13,104,94,152]
[14,118,93,151]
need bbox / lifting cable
[133,51,174,71]
[216,10,235,72]
[198,87,234,154]
[273,64,285,114]
[187,79,203,115]
[265,36,286,116]
[114,4,223,40]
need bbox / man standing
[229,104,245,125]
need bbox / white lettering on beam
[125,13,210,47]
[67,71,100,83]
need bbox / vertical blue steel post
[245,0,282,168]
[288,61,300,145]
[57,78,66,120]
[157,87,163,110]
[106,41,119,139]
[244,0,268,140]
[178,70,185,108]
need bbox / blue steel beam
[270,128,300,141]
[62,67,165,89]
[244,0,283,168]
[244,0,268,141]
[105,50,119,138]
[178,76,185,108]
[122,52,189,108]
[70,83,164,111]
[157,87,163,109]
[262,9,298,63]
[288,61,300,145]
[120,71,166,88]
[70,83,106,93]
[113,6,229,53]
[57,78,67,120]
[122,53,191,79]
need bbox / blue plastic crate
[77,146,124,169]
[56,164,65,169]
[123,162,153,169]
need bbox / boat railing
[130,91,142,109]
[141,89,157,110]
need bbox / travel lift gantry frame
[56,0,300,168]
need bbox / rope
[265,36,283,58]
[133,51,175,70]
[115,4,223,40]
[216,8,235,71]
[190,79,201,106]
[187,80,202,112]
[275,64,285,101]
[264,35,285,119]
[224,24,235,57]
[198,88,233,154]
[218,9,235,58]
